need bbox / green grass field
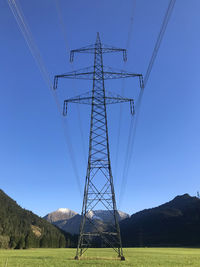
[0,248,200,267]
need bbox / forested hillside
[120,194,200,247]
[0,189,76,249]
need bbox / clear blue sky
[1,0,200,217]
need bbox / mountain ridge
[2,189,200,248]
[43,193,200,247]
[120,194,200,247]
[44,209,130,235]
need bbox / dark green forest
[0,189,77,249]
[120,194,200,247]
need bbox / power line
[118,0,176,207]
[54,0,70,52]
[7,0,176,207]
[114,0,136,182]
[7,0,82,196]
[118,89,144,206]
[126,0,137,51]
[54,0,88,166]
[143,0,176,87]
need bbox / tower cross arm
[63,92,135,115]
[70,44,127,62]
[54,67,144,89]
[100,44,127,61]
[103,71,142,80]
[70,44,96,61]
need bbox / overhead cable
[114,0,136,182]
[143,0,176,87]
[118,89,144,206]
[7,0,82,196]
[55,0,88,166]
[118,0,176,206]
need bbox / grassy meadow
[0,247,200,267]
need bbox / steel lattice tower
[54,33,143,260]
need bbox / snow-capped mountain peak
[44,208,77,223]
[57,208,71,213]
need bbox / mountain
[57,214,109,235]
[88,210,130,222]
[44,208,77,223]
[0,189,76,249]
[120,194,200,247]
[44,209,129,235]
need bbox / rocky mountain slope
[44,209,130,235]
[44,208,77,223]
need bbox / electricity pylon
[54,33,143,260]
